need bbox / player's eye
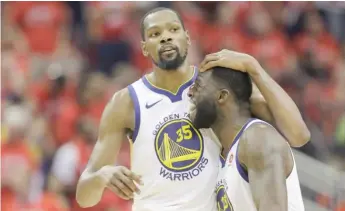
[171,27,179,32]
[150,32,160,37]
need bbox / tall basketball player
[76,7,309,211]
[188,67,305,211]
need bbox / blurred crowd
[1,1,345,211]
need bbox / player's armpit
[76,88,134,207]
[241,124,293,211]
[249,65,310,147]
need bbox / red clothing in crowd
[9,1,69,54]
[1,141,37,211]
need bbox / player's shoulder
[103,88,134,127]
[242,122,288,156]
[109,88,133,109]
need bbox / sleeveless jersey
[216,118,305,211]
[127,68,220,211]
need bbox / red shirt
[9,2,68,54]
[1,142,37,211]
[246,30,293,78]
[82,97,108,125]
[88,1,133,41]
[23,192,68,211]
[29,79,80,145]
[294,32,341,69]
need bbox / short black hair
[140,7,185,40]
[211,66,252,105]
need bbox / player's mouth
[160,45,178,57]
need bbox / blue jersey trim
[128,85,141,143]
[141,67,197,103]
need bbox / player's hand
[98,165,143,200]
[199,49,259,74]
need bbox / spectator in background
[294,9,343,143]
[173,2,247,63]
[315,2,345,43]
[5,1,82,82]
[79,72,109,125]
[244,3,297,80]
[1,44,28,101]
[1,101,35,210]
[191,1,223,54]
[49,117,129,211]
[294,9,340,80]
[85,1,133,75]
[28,65,81,186]
[7,1,70,56]
[40,69,79,147]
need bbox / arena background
[1,1,344,211]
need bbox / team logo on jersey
[154,118,208,181]
[216,185,234,211]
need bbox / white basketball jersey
[127,68,220,211]
[215,118,305,211]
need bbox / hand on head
[199,49,257,74]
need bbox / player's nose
[160,37,172,44]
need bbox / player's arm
[240,124,293,211]
[76,88,141,208]
[248,62,310,147]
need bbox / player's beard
[192,99,218,129]
[154,47,188,71]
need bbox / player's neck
[149,62,193,93]
[212,110,251,157]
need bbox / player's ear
[217,89,230,104]
[141,41,149,57]
[185,30,191,46]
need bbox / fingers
[106,167,143,200]
[118,171,141,194]
[110,177,134,199]
[107,183,131,200]
[199,53,220,72]
[199,61,219,73]
[122,168,143,185]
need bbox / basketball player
[76,7,309,211]
[188,66,305,211]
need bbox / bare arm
[241,124,293,211]
[76,88,134,207]
[248,62,310,147]
[249,83,273,123]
